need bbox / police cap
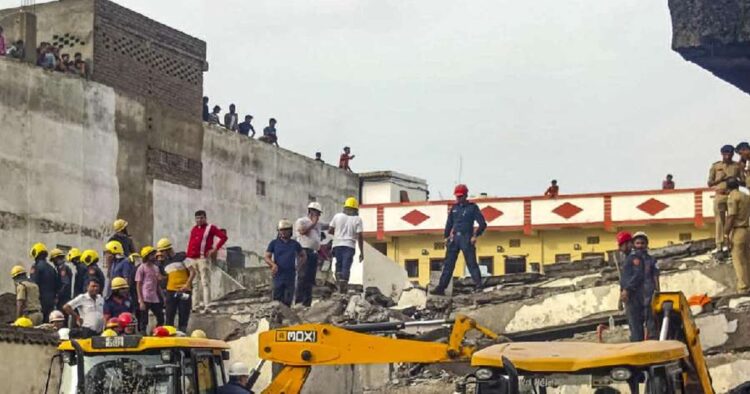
[721,144,735,154]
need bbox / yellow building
[358,175,714,286]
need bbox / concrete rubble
[183,238,750,393]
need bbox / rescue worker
[67,248,87,297]
[50,248,73,312]
[218,362,254,394]
[105,240,131,298]
[295,202,323,306]
[30,242,59,323]
[430,184,487,295]
[328,197,364,293]
[632,232,659,339]
[618,232,645,342]
[109,218,136,257]
[724,177,750,293]
[158,240,195,333]
[265,219,306,306]
[736,142,750,180]
[708,145,744,252]
[37,310,66,331]
[80,249,105,293]
[104,277,133,321]
[136,245,165,333]
[11,265,43,325]
[12,317,33,328]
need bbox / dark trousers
[437,236,482,290]
[41,297,55,324]
[643,293,658,340]
[296,250,318,306]
[165,291,192,332]
[273,276,295,306]
[333,246,356,283]
[625,296,645,342]
[70,327,100,339]
[138,302,164,333]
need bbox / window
[504,256,527,274]
[509,239,521,248]
[430,259,444,271]
[679,233,692,242]
[256,180,266,196]
[195,355,216,394]
[586,236,600,245]
[479,257,494,276]
[400,190,410,202]
[555,254,572,263]
[405,259,419,278]
[434,242,445,250]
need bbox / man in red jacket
[186,210,227,312]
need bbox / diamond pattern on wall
[401,209,430,226]
[481,206,504,222]
[552,202,583,219]
[637,198,669,216]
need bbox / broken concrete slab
[226,319,273,390]
[661,269,728,297]
[395,287,427,310]
[695,313,735,350]
[361,242,409,301]
[729,296,750,309]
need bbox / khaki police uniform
[16,279,44,325]
[709,161,743,246]
[728,189,750,292]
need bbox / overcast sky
[7,0,750,199]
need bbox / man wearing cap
[157,240,194,333]
[218,361,254,393]
[12,265,44,325]
[430,184,487,295]
[708,145,744,252]
[265,220,306,306]
[724,177,750,293]
[617,232,646,342]
[329,198,364,293]
[632,232,659,339]
[295,202,324,306]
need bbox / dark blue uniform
[83,263,105,292]
[73,260,87,297]
[31,258,59,323]
[636,249,659,339]
[620,252,645,342]
[267,238,303,306]
[217,380,253,394]
[56,263,73,311]
[436,201,487,290]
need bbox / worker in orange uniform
[430,184,487,295]
[708,145,743,252]
[725,177,750,293]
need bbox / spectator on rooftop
[662,174,675,190]
[545,180,559,198]
[73,52,88,77]
[7,40,25,60]
[36,42,48,66]
[202,97,210,122]
[338,147,355,171]
[0,26,5,56]
[39,44,56,70]
[238,115,255,137]
[224,104,239,131]
[56,53,70,73]
[208,105,223,126]
[315,152,324,163]
[259,118,279,147]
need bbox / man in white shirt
[295,202,324,306]
[328,197,364,293]
[63,279,104,337]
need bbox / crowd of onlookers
[0,25,88,77]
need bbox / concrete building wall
[0,59,119,292]
[0,341,60,392]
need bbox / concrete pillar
[0,11,36,64]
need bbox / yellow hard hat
[105,240,124,255]
[163,325,177,336]
[128,253,140,264]
[344,197,359,210]
[113,219,128,233]
[277,219,293,230]
[191,329,207,339]
[12,317,33,328]
[101,329,118,337]
[156,238,172,252]
[10,265,26,278]
[30,242,48,259]
[141,245,157,258]
[111,277,129,290]
[80,249,100,266]
[49,248,65,260]
[66,248,81,262]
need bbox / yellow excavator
[255,292,715,394]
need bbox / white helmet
[277,219,293,230]
[228,361,250,376]
[633,231,649,242]
[49,310,65,323]
[307,202,323,212]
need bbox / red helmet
[454,184,469,197]
[153,326,170,337]
[118,312,133,328]
[106,318,120,329]
[616,231,633,246]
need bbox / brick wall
[93,0,206,117]
[146,147,202,189]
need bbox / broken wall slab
[226,319,273,390]
[361,242,410,301]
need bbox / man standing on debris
[136,246,165,332]
[329,197,365,293]
[632,232,659,339]
[265,219,306,306]
[708,145,744,252]
[30,243,59,323]
[11,265,43,326]
[158,239,195,333]
[617,231,646,342]
[186,210,228,311]
[50,248,73,312]
[724,177,750,293]
[295,202,324,306]
[109,219,136,257]
[431,184,487,295]
[64,279,104,338]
